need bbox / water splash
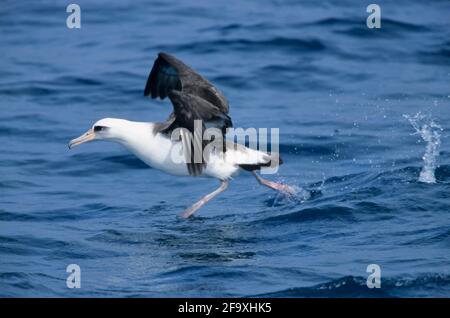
[272,184,311,206]
[403,112,443,183]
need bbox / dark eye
[94,126,108,132]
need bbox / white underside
[113,121,272,180]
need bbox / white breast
[119,123,190,177]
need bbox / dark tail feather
[239,154,283,172]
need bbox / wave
[418,41,450,65]
[251,163,450,226]
[0,203,125,222]
[158,37,326,54]
[300,17,430,32]
[255,273,450,297]
[0,232,125,260]
[334,18,431,38]
[261,205,355,225]
[200,22,273,34]
[0,272,59,297]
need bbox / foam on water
[404,112,443,184]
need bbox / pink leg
[252,171,296,195]
[180,180,229,218]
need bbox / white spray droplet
[403,112,443,184]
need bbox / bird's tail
[225,141,283,171]
[238,153,283,171]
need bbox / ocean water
[1,0,450,297]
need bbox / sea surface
[1,0,449,297]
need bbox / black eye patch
[93,126,108,132]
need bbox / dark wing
[145,53,233,176]
[144,52,229,113]
[162,91,232,176]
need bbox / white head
[68,118,132,149]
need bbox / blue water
[1,0,450,297]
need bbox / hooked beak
[68,129,96,149]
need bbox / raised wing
[144,52,229,113]
[144,53,233,176]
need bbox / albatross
[69,52,295,218]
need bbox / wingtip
[158,52,170,60]
[143,82,151,97]
[158,52,183,67]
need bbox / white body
[95,119,272,181]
